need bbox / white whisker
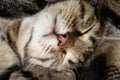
[94,36,120,40]
[25,60,35,70]
[23,56,32,62]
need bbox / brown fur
[0,0,120,80]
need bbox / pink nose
[57,34,68,46]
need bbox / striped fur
[16,0,100,71]
[0,0,120,80]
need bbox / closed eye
[78,25,95,36]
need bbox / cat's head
[16,0,100,71]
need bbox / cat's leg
[105,41,120,80]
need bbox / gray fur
[0,0,120,80]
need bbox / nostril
[58,40,62,45]
[62,34,67,38]
[57,34,68,46]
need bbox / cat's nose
[57,34,68,46]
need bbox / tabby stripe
[6,30,21,65]
[0,35,5,41]
[106,66,119,72]
[32,57,51,62]
[80,1,85,19]
[106,66,120,80]
[24,27,34,61]
[16,21,21,36]
[0,65,20,80]
[107,75,120,80]
[107,71,120,77]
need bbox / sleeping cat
[0,0,100,79]
[16,0,100,70]
[0,0,120,80]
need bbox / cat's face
[17,0,100,71]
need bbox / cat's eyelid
[81,25,94,35]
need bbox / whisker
[25,60,34,70]
[94,36,120,40]
[23,56,32,62]
[25,54,43,71]
[23,44,42,62]
[29,62,38,70]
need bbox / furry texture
[16,0,99,71]
[0,0,99,79]
[88,0,120,16]
[87,0,120,30]
[76,21,120,80]
[0,0,59,18]
[0,0,120,80]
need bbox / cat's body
[0,0,120,80]
[88,0,120,30]
[0,0,58,18]
[88,0,120,16]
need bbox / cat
[0,0,100,79]
[0,0,120,80]
[16,0,100,70]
